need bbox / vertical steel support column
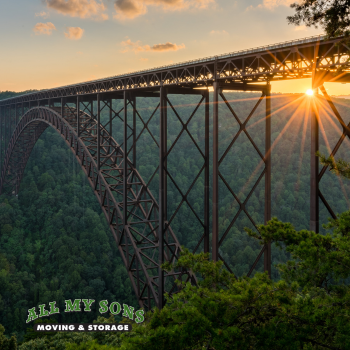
[133,95,137,167]
[21,103,24,121]
[212,82,219,261]
[60,98,64,135]
[109,99,113,137]
[204,90,210,253]
[61,98,65,119]
[159,86,167,309]
[310,92,319,232]
[97,94,101,170]
[97,93,101,170]
[77,96,80,137]
[264,85,272,277]
[123,91,128,228]
[123,91,130,276]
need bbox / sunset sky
[1,0,350,95]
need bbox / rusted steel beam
[212,81,219,262]
[159,86,167,309]
[310,93,319,233]
[264,83,271,277]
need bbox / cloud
[114,0,146,18]
[121,38,185,53]
[33,22,56,35]
[64,27,85,39]
[114,0,213,20]
[294,25,307,31]
[35,11,50,18]
[152,42,185,51]
[46,0,108,20]
[139,57,148,61]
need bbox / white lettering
[45,325,51,331]
[88,325,93,330]
[111,325,117,331]
[125,325,129,330]
[105,325,110,330]
[37,325,45,331]
[62,325,68,330]
[69,325,75,331]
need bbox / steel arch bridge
[1,34,350,310]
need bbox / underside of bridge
[1,35,350,309]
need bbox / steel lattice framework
[1,34,350,309]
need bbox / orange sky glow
[1,0,350,97]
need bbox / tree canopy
[288,0,350,38]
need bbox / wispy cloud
[114,0,214,20]
[121,38,185,53]
[35,11,50,18]
[294,25,307,31]
[33,22,56,35]
[64,27,85,39]
[46,0,108,20]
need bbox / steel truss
[1,33,350,308]
[0,103,196,310]
[310,85,350,232]
[212,82,271,276]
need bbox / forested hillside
[0,91,349,340]
[0,130,137,341]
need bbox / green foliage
[318,151,350,179]
[0,324,17,350]
[0,129,137,341]
[118,212,350,350]
[287,0,350,39]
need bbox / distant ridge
[332,95,350,99]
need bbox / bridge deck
[1,34,349,106]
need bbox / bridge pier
[157,86,210,308]
[212,82,272,277]
[310,90,319,233]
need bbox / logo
[26,299,145,332]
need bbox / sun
[306,89,314,96]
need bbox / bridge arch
[0,106,192,310]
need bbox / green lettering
[38,304,49,318]
[65,299,81,312]
[122,304,134,320]
[109,302,121,315]
[99,300,108,313]
[26,307,38,323]
[135,309,145,324]
[49,301,59,315]
[82,299,95,312]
